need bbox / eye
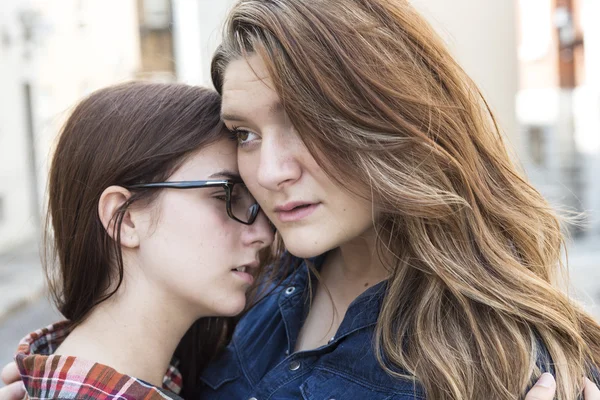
[212,191,228,202]
[229,126,259,148]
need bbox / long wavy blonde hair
[212,0,600,398]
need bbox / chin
[219,300,247,317]
[218,306,246,317]
[202,293,247,317]
[281,230,337,259]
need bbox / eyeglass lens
[229,183,259,224]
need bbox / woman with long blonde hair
[201,0,600,399]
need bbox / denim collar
[278,254,387,354]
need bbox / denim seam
[233,339,258,388]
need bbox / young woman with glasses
[7,82,273,400]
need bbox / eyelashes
[229,126,257,148]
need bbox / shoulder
[18,352,183,400]
[532,335,600,397]
[16,320,72,357]
[16,323,183,400]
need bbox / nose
[256,128,302,191]
[240,211,274,249]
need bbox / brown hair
[45,82,229,396]
[212,1,600,398]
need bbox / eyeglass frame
[125,180,261,225]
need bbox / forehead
[221,56,281,118]
[172,138,238,179]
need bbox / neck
[321,228,391,303]
[56,268,198,388]
[337,228,390,280]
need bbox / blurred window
[519,0,552,61]
[142,0,171,30]
[528,125,547,167]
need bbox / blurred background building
[0,0,598,370]
[0,0,140,252]
[0,0,236,253]
[517,0,600,237]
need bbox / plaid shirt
[15,321,184,400]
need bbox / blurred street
[0,296,61,377]
[0,242,62,371]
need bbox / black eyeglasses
[126,180,260,225]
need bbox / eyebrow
[221,100,285,123]
[209,170,242,180]
[221,112,246,122]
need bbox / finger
[0,363,19,386]
[584,377,600,400]
[0,381,26,400]
[525,373,556,400]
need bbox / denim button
[248,398,258,400]
[285,286,296,295]
[328,336,335,344]
[289,360,301,371]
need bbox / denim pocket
[299,369,422,400]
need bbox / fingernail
[536,373,555,388]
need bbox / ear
[98,186,140,248]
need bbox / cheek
[238,152,268,202]
[333,192,375,228]
[150,196,235,257]
[237,151,256,183]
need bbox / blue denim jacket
[196,256,425,399]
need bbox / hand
[524,373,600,400]
[0,362,24,400]
[584,377,600,400]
